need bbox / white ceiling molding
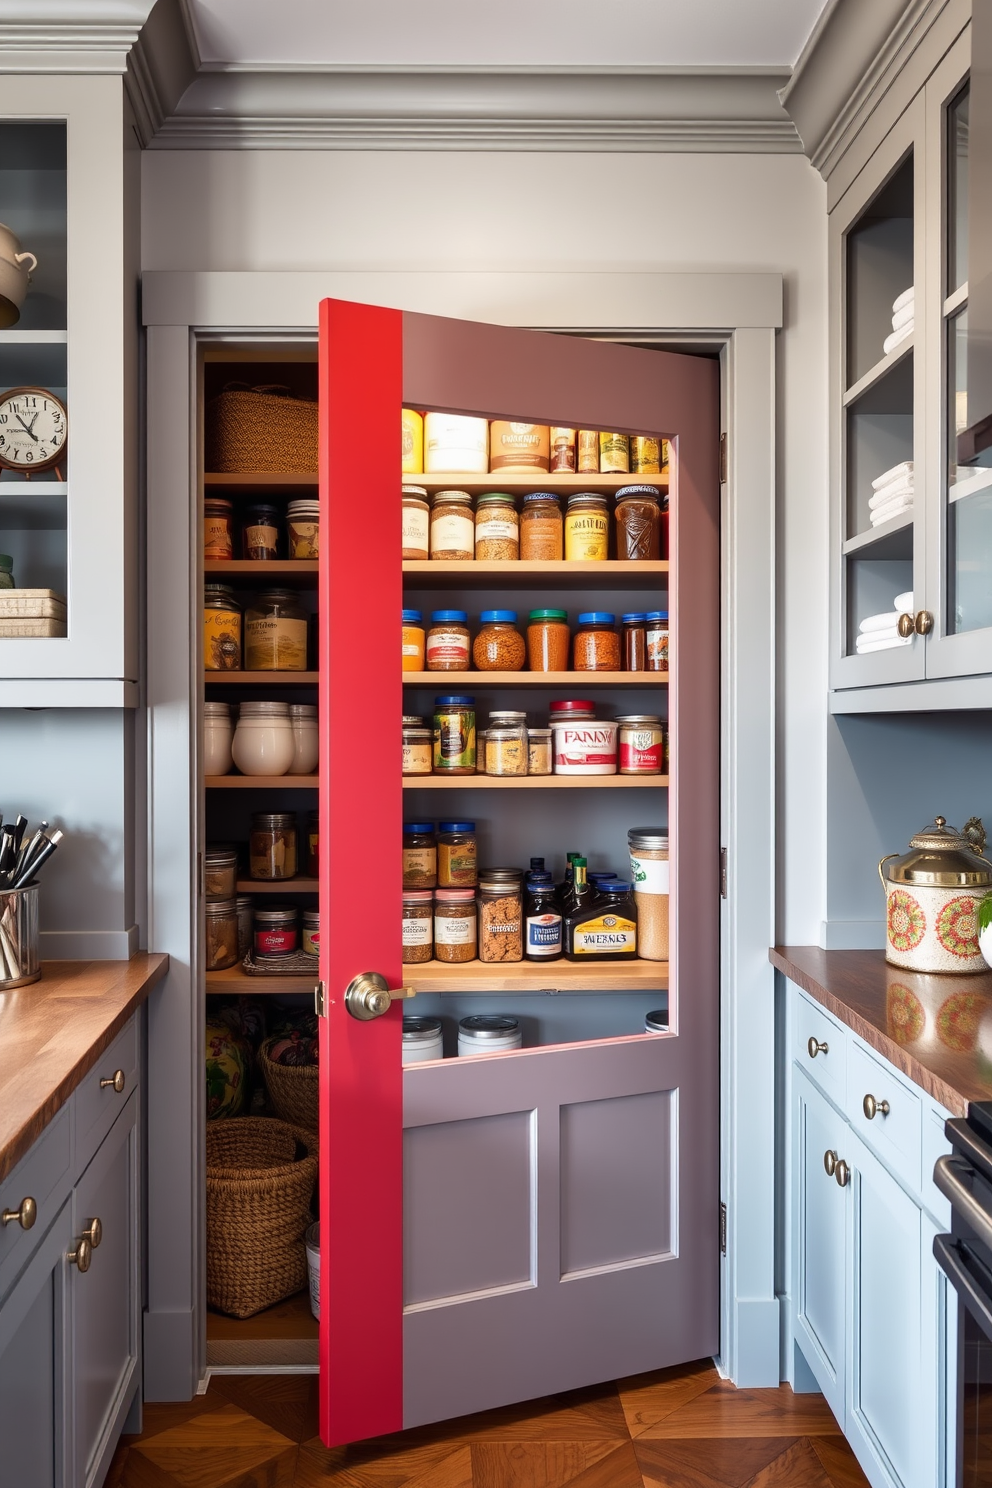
[146,68,801,151]
[126,0,198,141]
[0,0,156,72]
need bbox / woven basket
[205,1117,318,1318]
[205,384,318,474]
[259,1036,318,1132]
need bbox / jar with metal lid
[302,907,320,957]
[437,821,477,887]
[478,874,523,962]
[617,715,665,775]
[402,486,430,560]
[253,904,299,959]
[204,497,234,559]
[433,696,476,774]
[621,613,647,671]
[573,612,620,671]
[527,728,552,775]
[403,889,434,963]
[430,490,474,560]
[526,609,569,671]
[243,503,282,560]
[458,1015,521,1057]
[599,432,629,474]
[402,609,426,672]
[564,492,609,561]
[615,485,662,560]
[204,845,238,900]
[426,610,470,671]
[551,717,618,775]
[645,1008,669,1033]
[879,816,992,972]
[245,590,309,671]
[204,585,242,672]
[628,828,669,962]
[473,610,526,671]
[402,723,433,776]
[204,898,239,970]
[287,499,320,559]
[403,823,437,889]
[232,700,295,776]
[249,811,298,880]
[434,888,477,963]
[235,896,253,960]
[485,727,528,777]
[403,1016,443,1064]
[306,810,319,877]
[520,491,563,560]
[204,700,233,775]
[288,703,319,775]
[474,492,519,561]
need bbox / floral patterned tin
[880,816,992,973]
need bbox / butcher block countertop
[0,955,168,1184]
[771,945,992,1118]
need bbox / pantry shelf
[205,672,320,685]
[204,472,318,491]
[403,670,666,687]
[205,966,318,995]
[404,775,668,789]
[405,958,669,993]
[206,775,319,788]
[403,559,668,591]
[204,560,318,585]
[404,472,668,495]
[236,879,319,894]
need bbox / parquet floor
[108,1358,871,1488]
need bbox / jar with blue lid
[573,612,620,671]
[646,611,669,672]
[426,609,469,671]
[433,695,476,774]
[473,609,526,671]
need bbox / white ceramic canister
[402,1016,444,1065]
[0,222,38,329]
[203,700,233,775]
[288,703,319,775]
[879,816,992,973]
[231,700,295,777]
[550,719,618,775]
[457,1014,522,1057]
[424,412,490,474]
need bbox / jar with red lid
[549,699,596,725]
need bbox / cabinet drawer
[0,1104,71,1304]
[792,991,846,1105]
[73,1017,138,1170]
[847,1040,922,1192]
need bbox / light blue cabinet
[794,1067,847,1422]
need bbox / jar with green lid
[245,589,309,671]
[526,609,569,671]
[474,492,519,561]
[204,584,242,671]
[0,554,14,590]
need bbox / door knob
[863,1093,890,1121]
[835,1159,850,1188]
[82,1217,102,1249]
[1,1195,36,1229]
[897,613,915,638]
[99,1069,125,1093]
[67,1236,92,1273]
[344,972,417,1022]
[915,610,933,635]
[823,1150,837,1177]
[808,1037,828,1058]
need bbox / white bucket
[305,1221,320,1320]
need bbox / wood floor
[108,1358,871,1488]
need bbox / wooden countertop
[771,945,992,1117]
[0,955,169,1184]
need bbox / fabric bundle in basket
[205,384,318,473]
[259,1035,318,1132]
[205,1117,318,1318]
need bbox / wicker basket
[205,1117,318,1318]
[205,384,318,474]
[259,1037,318,1132]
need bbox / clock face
[0,388,67,471]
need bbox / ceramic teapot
[879,816,992,973]
[0,223,38,329]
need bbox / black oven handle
[934,1234,992,1339]
[933,1154,992,1253]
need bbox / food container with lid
[433,696,476,774]
[564,492,609,561]
[521,492,563,560]
[628,828,669,961]
[243,503,282,560]
[302,907,320,957]
[644,1008,670,1032]
[204,585,242,671]
[489,422,550,472]
[617,715,665,775]
[244,590,309,672]
[474,493,519,560]
[573,612,620,671]
[403,1016,444,1064]
[646,611,669,672]
[527,609,569,671]
[402,487,429,560]
[402,409,424,473]
[424,413,489,473]
[232,700,295,776]
[615,485,662,560]
[250,811,298,880]
[286,500,320,559]
[429,491,474,560]
[549,699,596,724]
[458,1014,522,1057]
[288,703,319,775]
[551,717,618,775]
[204,845,239,900]
[204,497,234,559]
[204,700,234,775]
[426,610,470,671]
[402,609,426,671]
[879,816,992,972]
[473,610,525,671]
[253,904,299,959]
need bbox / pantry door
[318,299,720,1447]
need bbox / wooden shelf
[206,1291,317,1368]
[205,672,319,685]
[404,670,665,687]
[404,559,668,591]
[204,559,318,586]
[206,775,319,788]
[404,472,668,494]
[204,472,317,490]
[206,966,318,995]
[406,957,668,993]
[404,774,667,789]
[236,879,319,894]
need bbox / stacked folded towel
[856,591,914,653]
[869,459,914,526]
[883,286,914,357]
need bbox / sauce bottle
[565,880,638,961]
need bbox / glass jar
[253,904,299,958]
[646,611,669,672]
[478,875,523,962]
[621,613,647,671]
[472,610,526,671]
[403,1016,443,1063]
[286,703,319,776]
[630,437,662,475]
[232,700,295,776]
[426,610,470,671]
[627,828,669,961]
[402,889,434,963]
[204,585,242,672]
[204,845,238,900]
[243,503,282,560]
[434,888,477,962]
[527,728,552,775]
[458,1015,521,1056]
[615,485,661,560]
[402,723,433,775]
[306,810,319,877]
[244,590,309,671]
[485,728,528,777]
[401,486,430,560]
[573,612,620,671]
[577,430,599,473]
[599,432,629,474]
[235,896,253,960]
[287,499,320,559]
[526,609,569,671]
[203,700,233,775]
[204,898,239,970]
[249,811,298,880]
[403,823,437,889]
[204,497,234,559]
[564,492,609,561]
[520,491,563,560]
[433,696,476,774]
[402,410,424,473]
[430,490,474,560]
[474,492,519,561]
[302,907,320,957]
[549,428,576,473]
[437,821,478,887]
[402,609,426,672]
[617,715,665,775]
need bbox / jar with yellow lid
[402,409,424,473]
[244,590,309,672]
[564,493,609,562]
[204,585,242,671]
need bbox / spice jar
[478,874,523,962]
[564,492,609,561]
[235,896,253,959]
[617,715,665,775]
[474,492,519,561]
[402,722,433,775]
[245,590,309,671]
[615,485,662,560]
[486,728,528,777]
[204,846,238,900]
[621,613,647,672]
[204,898,239,971]
[526,609,569,671]
[402,609,426,672]
[473,610,526,671]
[630,437,662,474]
[458,1015,521,1056]
[433,696,476,774]
[204,497,234,559]
[288,703,319,775]
[573,612,620,671]
[403,823,437,888]
[489,421,550,472]
[527,728,552,775]
[550,428,576,473]
[402,409,424,473]
[243,503,282,560]
[599,433,630,474]
[628,828,669,961]
[302,908,320,957]
[434,888,477,962]
[253,904,299,958]
[287,500,320,559]
[402,486,430,560]
[577,430,599,473]
[249,811,298,880]
[203,700,233,775]
[520,491,563,561]
[402,890,434,963]
[430,490,474,560]
[204,585,242,672]
[403,1016,443,1063]
[306,810,319,877]
[232,700,295,776]
[426,610,470,671]
[437,821,478,887]
[646,611,669,672]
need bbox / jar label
[619,729,663,773]
[426,630,470,665]
[572,915,636,953]
[476,516,517,542]
[527,913,562,954]
[553,724,617,768]
[245,523,278,552]
[438,840,477,884]
[402,642,423,657]
[303,930,320,955]
[527,741,552,773]
[204,610,241,671]
[402,916,433,946]
[255,927,297,954]
[629,854,670,894]
[599,434,629,473]
[564,511,609,561]
[288,520,319,559]
[435,912,476,944]
[488,738,526,775]
[402,743,433,774]
[403,846,437,883]
[431,511,474,553]
[204,517,233,559]
[577,431,599,472]
[245,616,308,671]
[402,506,429,550]
[434,713,476,770]
[646,627,670,668]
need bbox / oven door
[935,1151,992,1486]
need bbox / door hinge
[719,431,728,484]
[720,847,728,899]
[315,980,327,1018]
[720,1201,727,1255]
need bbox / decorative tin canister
[879,816,992,973]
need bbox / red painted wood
[319,299,404,1447]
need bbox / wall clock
[0,386,67,476]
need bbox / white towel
[894,591,914,612]
[891,302,915,332]
[856,635,912,654]
[860,611,903,634]
[892,286,915,314]
[884,323,913,356]
[869,481,913,508]
[859,625,903,643]
[870,498,913,526]
[872,461,914,490]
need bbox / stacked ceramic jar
[203,700,319,777]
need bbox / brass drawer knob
[1,1195,37,1230]
[82,1217,102,1249]
[835,1159,850,1188]
[823,1150,837,1177]
[67,1235,92,1273]
[863,1092,890,1121]
[897,612,915,638]
[808,1037,828,1058]
[915,610,934,636]
[100,1069,125,1094]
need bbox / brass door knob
[808,1037,828,1058]
[915,610,934,635]
[835,1159,850,1188]
[82,1217,102,1249]
[68,1236,92,1273]
[100,1069,125,1093]
[1,1195,37,1230]
[344,972,417,1022]
[863,1093,890,1121]
[823,1150,837,1177]
[897,612,916,638]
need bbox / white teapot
[0,223,38,328]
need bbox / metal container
[457,1014,522,1057]
[879,816,992,973]
[0,883,40,988]
[402,1016,444,1064]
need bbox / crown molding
[126,0,198,141]
[0,1,155,72]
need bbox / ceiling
[184,0,832,71]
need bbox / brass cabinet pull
[897,612,916,638]
[808,1037,828,1058]
[82,1217,102,1249]
[99,1069,125,1093]
[67,1236,92,1273]
[1,1195,37,1230]
[915,610,934,636]
[863,1092,890,1121]
[835,1159,850,1188]
[823,1150,837,1177]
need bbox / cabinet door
[69,1094,139,1488]
[793,1067,848,1421]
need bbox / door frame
[141,268,782,1399]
